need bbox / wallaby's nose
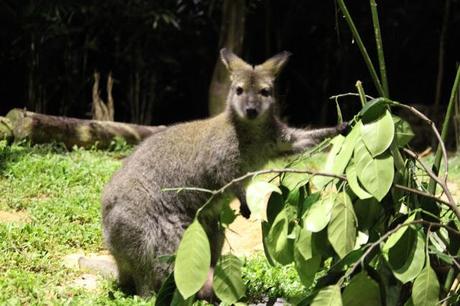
[245,107,258,119]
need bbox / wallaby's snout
[245,106,258,119]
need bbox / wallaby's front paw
[337,121,351,135]
[240,202,251,219]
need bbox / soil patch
[0,210,30,224]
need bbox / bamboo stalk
[370,0,389,97]
[336,0,385,97]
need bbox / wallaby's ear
[220,48,251,73]
[256,51,292,77]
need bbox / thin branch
[164,166,459,219]
[329,92,375,101]
[402,148,460,220]
[163,168,346,197]
[393,184,452,208]
[388,99,449,184]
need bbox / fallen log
[5,108,166,149]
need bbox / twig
[336,0,385,97]
[163,168,347,197]
[337,219,460,286]
[402,148,460,220]
[355,81,367,107]
[329,92,375,101]
[388,99,449,185]
[393,184,452,208]
[164,166,459,219]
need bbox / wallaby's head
[221,49,291,122]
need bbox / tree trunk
[6,109,165,149]
[208,0,246,116]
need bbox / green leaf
[300,192,321,218]
[295,226,314,260]
[311,285,343,306]
[332,126,359,175]
[174,220,211,299]
[220,201,237,225]
[346,162,372,200]
[266,186,287,224]
[303,194,335,232]
[412,261,440,306]
[353,197,382,231]
[327,192,357,258]
[170,289,194,306]
[360,110,395,156]
[261,221,277,266]
[360,97,387,122]
[382,214,416,252]
[342,272,382,306]
[355,140,394,201]
[246,181,282,221]
[393,115,415,147]
[213,255,245,304]
[294,251,321,288]
[385,228,426,283]
[155,273,176,306]
[267,207,293,265]
[315,135,345,188]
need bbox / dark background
[0,0,459,128]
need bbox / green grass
[0,141,308,305]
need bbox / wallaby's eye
[236,86,244,95]
[260,88,271,97]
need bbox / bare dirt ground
[0,210,30,224]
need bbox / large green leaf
[346,162,372,200]
[327,192,357,258]
[411,261,440,306]
[155,273,176,306]
[382,214,416,252]
[359,97,387,122]
[331,126,359,175]
[246,181,282,221]
[360,110,395,156]
[174,220,211,299]
[393,115,415,147]
[315,135,345,188]
[295,226,314,260]
[342,272,382,306]
[311,285,343,306]
[294,251,321,288]
[303,194,335,232]
[355,140,394,201]
[385,228,426,283]
[353,197,382,231]
[267,207,293,265]
[213,255,245,304]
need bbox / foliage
[171,2,460,304]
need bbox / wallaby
[101,49,346,299]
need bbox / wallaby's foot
[196,268,219,304]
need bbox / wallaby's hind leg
[117,264,136,295]
[196,218,225,302]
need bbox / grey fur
[101,49,343,298]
